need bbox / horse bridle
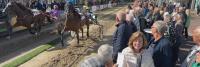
[2,2,11,13]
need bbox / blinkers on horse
[2,2,44,38]
[0,1,8,20]
[0,9,7,20]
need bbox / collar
[116,20,126,27]
[153,36,165,44]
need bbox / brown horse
[82,11,104,39]
[56,4,91,46]
[3,1,51,38]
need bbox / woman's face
[149,6,153,11]
[175,7,179,12]
[132,37,143,51]
[164,16,170,22]
[175,15,181,21]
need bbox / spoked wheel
[60,32,65,47]
[98,24,104,40]
[69,31,76,39]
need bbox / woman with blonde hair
[115,31,154,67]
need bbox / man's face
[151,23,157,38]
[175,7,179,12]
[115,13,124,26]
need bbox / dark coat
[166,21,176,44]
[145,11,153,28]
[174,22,184,47]
[179,12,187,26]
[133,16,141,31]
[153,12,163,21]
[143,7,149,16]
[147,36,173,67]
[112,21,136,63]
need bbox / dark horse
[2,1,51,38]
[57,4,91,46]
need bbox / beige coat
[119,47,154,67]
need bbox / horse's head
[2,2,16,14]
[42,12,54,25]
[65,4,81,21]
[3,1,33,16]
[2,2,10,12]
[66,3,77,14]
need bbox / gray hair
[163,12,170,18]
[154,21,167,34]
[79,55,103,67]
[163,12,171,22]
[78,44,113,67]
[98,44,113,61]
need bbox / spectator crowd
[78,0,200,67]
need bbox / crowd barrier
[91,3,117,12]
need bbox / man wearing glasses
[147,21,173,67]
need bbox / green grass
[0,28,7,32]
[2,42,56,67]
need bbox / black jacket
[147,36,173,67]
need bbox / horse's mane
[14,2,33,15]
[68,4,81,18]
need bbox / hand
[196,52,200,63]
[113,64,118,67]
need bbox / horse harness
[0,9,8,25]
[0,9,7,19]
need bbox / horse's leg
[5,20,12,39]
[81,27,84,38]
[35,23,42,36]
[60,32,65,47]
[76,31,80,45]
[99,25,104,40]
[5,16,13,39]
[86,24,89,38]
